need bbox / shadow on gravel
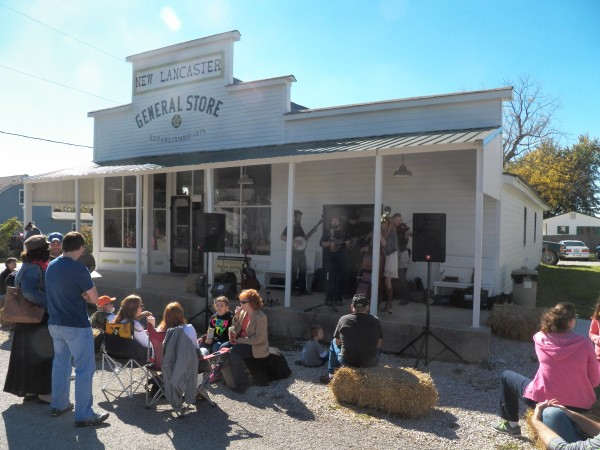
[2,402,105,449]
[97,395,261,447]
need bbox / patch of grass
[537,264,600,318]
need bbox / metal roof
[25,127,499,182]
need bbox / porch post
[74,178,81,231]
[369,154,383,315]
[206,169,214,292]
[135,174,142,289]
[22,182,32,241]
[472,147,484,328]
[283,163,296,308]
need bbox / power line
[0,2,125,62]
[0,63,122,103]
[0,130,92,148]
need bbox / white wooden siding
[93,83,288,162]
[544,212,600,235]
[270,149,499,286]
[284,100,501,142]
[499,184,543,293]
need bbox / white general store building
[23,31,546,326]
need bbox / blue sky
[0,0,598,177]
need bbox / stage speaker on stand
[412,213,446,263]
[198,213,226,253]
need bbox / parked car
[558,240,590,260]
[542,241,566,265]
[596,245,600,259]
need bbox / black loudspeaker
[211,282,237,300]
[412,213,446,262]
[198,213,226,252]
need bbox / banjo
[292,218,323,252]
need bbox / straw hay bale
[524,409,545,450]
[329,365,438,418]
[488,303,544,342]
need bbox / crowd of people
[4,223,600,448]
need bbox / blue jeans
[499,370,536,421]
[542,407,587,443]
[327,339,344,375]
[48,325,96,421]
[229,343,253,388]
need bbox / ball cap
[97,295,116,307]
[48,232,63,243]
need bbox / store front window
[214,165,271,255]
[153,173,167,251]
[103,176,143,249]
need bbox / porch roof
[25,126,499,182]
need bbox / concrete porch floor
[94,271,492,363]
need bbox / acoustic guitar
[292,217,323,252]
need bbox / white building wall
[284,99,502,142]
[270,149,499,289]
[93,82,289,162]
[543,212,600,235]
[499,183,544,293]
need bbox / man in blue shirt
[46,231,109,427]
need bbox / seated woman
[109,295,154,360]
[156,302,199,351]
[493,302,599,437]
[227,289,269,392]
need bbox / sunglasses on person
[138,303,144,309]
[240,300,250,304]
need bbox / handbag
[2,285,44,324]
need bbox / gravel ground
[0,329,540,450]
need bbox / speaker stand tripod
[304,300,338,313]
[396,260,467,368]
[187,251,212,330]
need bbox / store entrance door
[170,196,204,273]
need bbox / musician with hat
[280,210,310,295]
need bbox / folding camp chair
[100,321,148,402]
[198,347,230,407]
[145,323,166,409]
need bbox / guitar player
[320,216,349,307]
[280,210,310,295]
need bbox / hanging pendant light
[238,166,254,185]
[393,154,412,177]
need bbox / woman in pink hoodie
[588,300,600,362]
[493,302,600,437]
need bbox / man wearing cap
[280,210,310,295]
[48,232,63,260]
[46,231,109,427]
[320,294,383,384]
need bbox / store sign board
[133,52,224,95]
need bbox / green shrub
[0,217,23,260]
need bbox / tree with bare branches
[503,75,563,165]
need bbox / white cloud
[160,6,181,32]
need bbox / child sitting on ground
[300,323,328,367]
[200,296,234,356]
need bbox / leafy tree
[79,223,93,254]
[507,135,600,218]
[503,75,563,165]
[0,217,23,259]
